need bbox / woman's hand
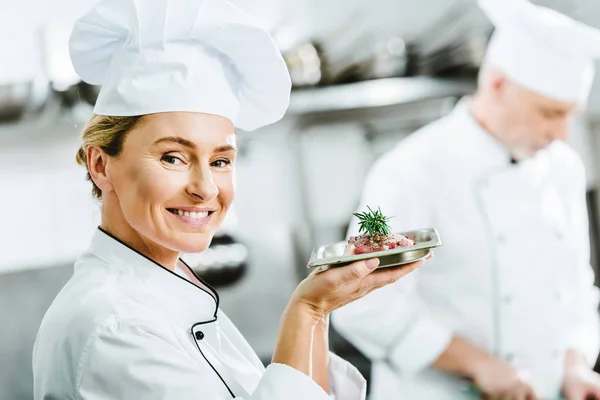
[272,256,429,386]
[290,255,430,323]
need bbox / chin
[170,231,215,254]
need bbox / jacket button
[195,331,205,341]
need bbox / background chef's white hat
[478,0,600,104]
[69,0,291,131]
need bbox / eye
[211,159,232,168]
[161,154,185,165]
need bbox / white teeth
[173,209,210,219]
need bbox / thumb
[336,258,380,286]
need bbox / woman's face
[106,112,236,255]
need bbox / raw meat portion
[345,233,415,255]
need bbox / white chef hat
[69,0,291,131]
[478,0,600,104]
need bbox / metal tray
[307,228,442,269]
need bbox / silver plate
[307,228,443,269]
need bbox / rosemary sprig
[353,206,393,237]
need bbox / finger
[507,387,523,400]
[309,265,329,275]
[498,391,512,400]
[522,384,539,400]
[511,386,530,400]
[363,259,424,290]
[592,383,600,398]
[584,391,600,400]
[590,387,600,400]
[502,386,526,400]
[479,391,494,400]
[511,391,524,400]
[523,388,538,400]
[332,258,380,286]
[529,387,540,400]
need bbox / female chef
[31,0,429,399]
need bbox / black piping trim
[179,258,220,315]
[97,227,233,395]
[97,226,220,318]
[191,320,236,399]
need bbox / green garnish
[353,206,393,237]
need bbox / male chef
[333,0,600,399]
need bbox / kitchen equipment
[405,3,490,77]
[183,233,249,288]
[0,82,34,121]
[282,41,324,88]
[59,81,101,108]
[0,79,50,122]
[307,228,442,269]
[283,9,410,86]
[365,35,409,80]
[323,33,409,84]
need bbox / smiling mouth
[166,208,215,220]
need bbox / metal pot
[0,79,50,123]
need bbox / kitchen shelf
[287,76,476,126]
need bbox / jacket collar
[84,227,219,325]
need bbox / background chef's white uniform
[32,0,367,398]
[333,99,600,399]
[333,1,600,399]
[34,229,365,399]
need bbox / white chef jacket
[33,228,366,400]
[332,98,600,400]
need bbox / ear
[87,146,114,194]
[488,69,508,100]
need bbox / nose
[187,164,218,202]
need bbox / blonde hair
[76,114,144,199]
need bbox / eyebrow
[214,145,237,153]
[153,136,237,153]
[540,106,567,116]
[154,136,196,149]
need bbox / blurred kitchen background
[3,0,600,398]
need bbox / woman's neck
[100,197,180,270]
